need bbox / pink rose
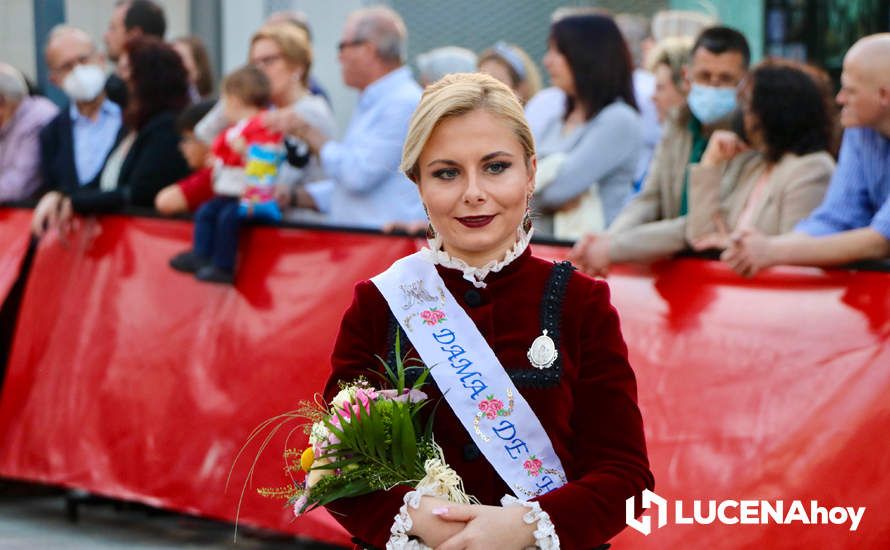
[523,457,543,477]
[478,398,504,420]
[420,308,446,326]
[293,494,308,517]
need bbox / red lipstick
[456,215,495,228]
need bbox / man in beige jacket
[571,26,750,276]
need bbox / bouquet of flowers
[243,334,473,519]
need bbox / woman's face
[417,108,535,266]
[250,38,301,106]
[652,63,686,122]
[542,41,574,96]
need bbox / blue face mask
[687,83,738,124]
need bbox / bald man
[723,34,890,276]
[37,25,123,198]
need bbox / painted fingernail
[431,507,449,515]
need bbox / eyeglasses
[251,53,284,69]
[337,39,367,53]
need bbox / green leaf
[369,402,386,461]
[311,457,360,470]
[390,404,404,469]
[358,404,376,457]
[399,404,418,477]
[411,367,431,390]
[374,353,398,389]
[424,397,445,440]
[327,409,354,446]
[311,478,374,509]
[395,330,406,393]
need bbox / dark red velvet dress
[323,248,653,549]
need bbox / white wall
[0,0,37,79]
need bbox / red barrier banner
[0,209,32,306]
[0,213,889,548]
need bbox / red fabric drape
[0,209,32,306]
[0,213,888,548]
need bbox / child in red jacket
[169,65,285,284]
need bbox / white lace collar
[421,227,533,289]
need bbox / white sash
[371,252,567,500]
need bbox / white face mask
[62,64,107,102]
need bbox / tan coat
[607,108,732,262]
[686,150,835,242]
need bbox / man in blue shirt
[266,6,424,228]
[32,26,123,233]
[38,26,123,193]
[724,34,890,276]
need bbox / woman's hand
[701,130,748,167]
[721,229,773,277]
[406,496,467,548]
[433,503,536,550]
[31,191,73,237]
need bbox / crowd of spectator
[1,0,888,284]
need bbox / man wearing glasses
[265,6,424,229]
[571,26,750,276]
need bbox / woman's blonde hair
[401,72,535,182]
[250,23,312,85]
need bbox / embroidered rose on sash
[523,456,544,477]
[478,395,507,420]
[420,307,447,326]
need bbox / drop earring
[522,195,533,233]
[423,204,437,239]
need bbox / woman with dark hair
[173,35,215,99]
[685,61,835,252]
[533,14,643,240]
[33,36,190,230]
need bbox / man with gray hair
[265,6,424,228]
[0,63,58,202]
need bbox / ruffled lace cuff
[386,488,434,550]
[501,495,560,549]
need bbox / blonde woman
[322,73,653,549]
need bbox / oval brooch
[527,329,558,370]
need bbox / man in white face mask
[36,25,123,203]
[571,26,750,276]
